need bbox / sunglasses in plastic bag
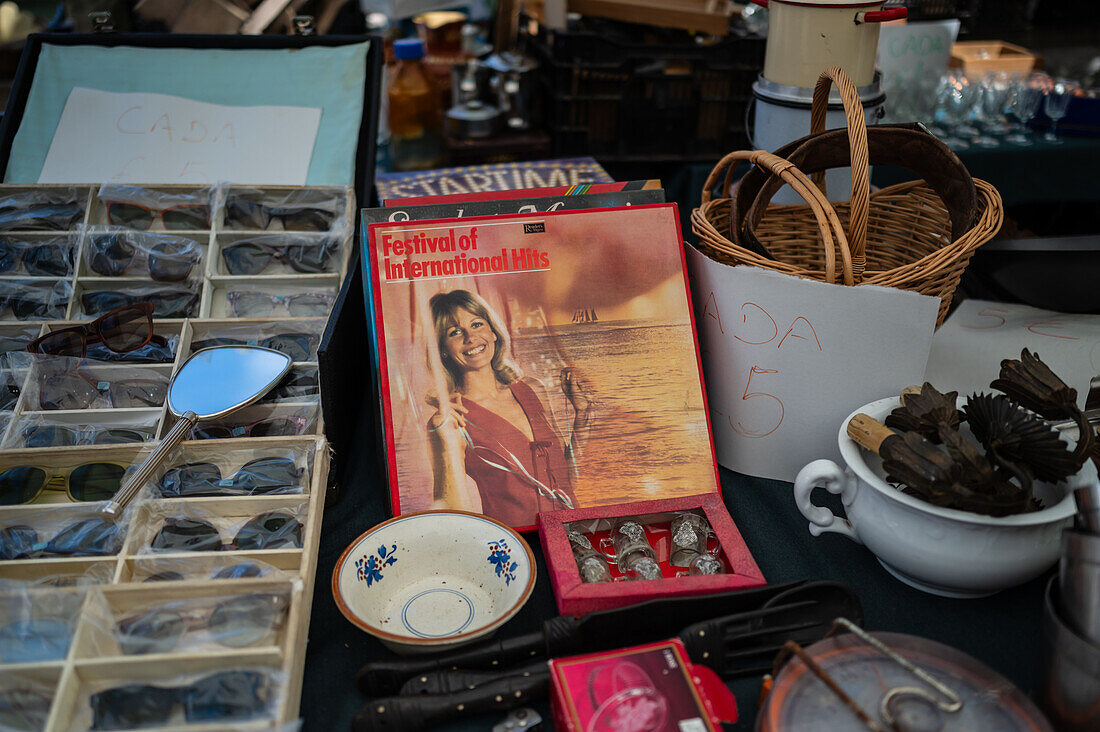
[0,203,83,232]
[86,232,200,281]
[191,332,318,362]
[90,669,270,730]
[157,458,302,498]
[225,197,334,231]
[36,372,166,411]
[0,462,127,504]
[115,593,288,656]
[0,236,74,276]
[81,289,198,319]
[103,200,210,231]
[28,303,154,358]
[0,519,122,560]
[149,513,303,552]
[19,425,151,448]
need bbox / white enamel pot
[794,396,1097,598]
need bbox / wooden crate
[949,41,1041,75]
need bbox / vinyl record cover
[374,157,613,200]
[365,204,719,531]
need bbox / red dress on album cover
[461,379,577,527]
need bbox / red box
[549,638,738,732]
[538,493,766,616]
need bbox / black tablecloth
[300,388,1049,731]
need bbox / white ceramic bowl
[332,510,536,654]
[794,396,1098,598]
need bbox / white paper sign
[687,247,939,482]
[926,300,1100,409]
[38,87,322,185]
[876,19,960,80]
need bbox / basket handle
[810,67,870,281]
[699,150,854,285]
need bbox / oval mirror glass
[168,346,292,419]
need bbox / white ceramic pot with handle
[794,396,1097,598]
[755,0,907,88]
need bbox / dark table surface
[301,386,1049,731]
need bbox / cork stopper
[846,413,895,454]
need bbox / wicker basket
[691,67,1003,325]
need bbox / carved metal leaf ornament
[991,349,1077,419]
[964,393,1081,484]
[884,383,962,443]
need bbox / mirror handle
[100,411,199,520]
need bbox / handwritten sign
[686,247,939,481]
[926,300,1100,408]
[38,87,321,185]
[877,19,960,80]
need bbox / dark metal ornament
[965,393,1081,484]
[884,383,961,443]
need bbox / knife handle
[399,660,548,695]
[352,671,550,732]
[356,630,547,696]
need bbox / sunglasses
[191,332,318,362]
[150,513,303,553]
[28,302,154,357]
[0,237,74,276]
[115,593,288,656]
[0,203,83,232]
[86,335,174,364]
[157,458,302,499]
[36,372,166,411]
[0,519,122,560]
[103,200,210,231]
[19,425,153,449]
[0,463,127,504]
[221,238,337,275]
[0,688,52,730]
[191,415,311,440]
[81,289,198,319]
[142,562,269,582]
[263,370,319,402]
[90,669,269,730]
[1,284,68,320]
[86,233,200,281]
[225,197,334,231]
[227,292,333,318]
[0,619,71,662]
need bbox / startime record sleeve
[366,204,719,531]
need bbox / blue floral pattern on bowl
[356,543,398,587]
[487,539,518,585]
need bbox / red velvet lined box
[538,493,766,616]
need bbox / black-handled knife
[399,660,549,696]
[352,671,550,732]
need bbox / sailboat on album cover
[365,203,719,531]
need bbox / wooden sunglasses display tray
[0,183,355,322]
[0,434,330,730]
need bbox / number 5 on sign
[732,366,784,438]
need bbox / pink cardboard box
[538,493,766,616]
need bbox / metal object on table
[446,99,503,140]
[493,707,542,732]
[484,52,539,130]
[761,619,1052,731]
[1074,484,1100,533]
[1039,576,1100,732]
[1059,529,1100,645]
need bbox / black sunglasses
[191,332,318,362]
[221,237,337,275]
[115,593,288,656]
[150,513,303,552]
[224,197,335,231]
[20,425,153,449]
[0,519,122,560]
[0,236,74,276]
[86,232,200,281]
[142,562,269,582]
[262,370,318,402]
[0,203,83,232]
[191,415,311,440]
[36,372,166,411]
[81,289,198,319]
[89,670,269,730]
[157,458,302,498]
[0,283,68,320]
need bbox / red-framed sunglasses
[104,201,210,231]
[27,303,156,357]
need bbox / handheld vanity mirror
[100,346,292,519]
